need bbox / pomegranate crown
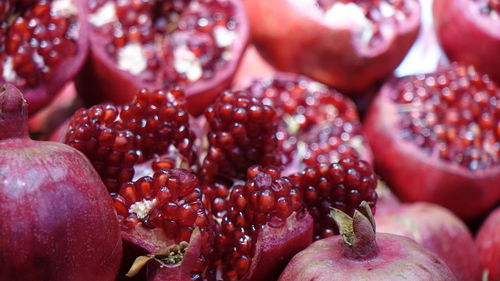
[0,83,29,140]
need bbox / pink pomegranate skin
[77,0,249,116]
[377,203,481,281]
[278,205,457,281]
[434,0,500,85]
[0,84,122,281]
[243,0,421,96]
[364,79,500,220]
[476,207,500,281]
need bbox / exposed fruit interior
[0,0,80,89]
[474,0,500,17]
[201,90,280,182]
[292,0,413,48]
[391,63,499,170]
[290,158,377,240]
[88,0,240,85]
[114,168,212,278]
[247,76,369,169]
[64,88,197,192]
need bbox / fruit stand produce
[0,0,498,281]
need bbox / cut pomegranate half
[78,0,249,115]
[243,0,421,96]
[364,63,500,220]
[434,0,500,85]
[0,0,88,114]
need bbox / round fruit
[364,63,500,220]
[77,0,249,115]
[0,84,122,281]
[476,207,500,281]
[0,0,89,114]
[377,202,481,281]
[278,202,457,281]
[434,0,500,85]
[243,0,421,95]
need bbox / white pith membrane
[129,198,158,219]
[292,0,412,48]
[0,0,79,88]
[393,65,499,170]
[89,0,239,85]
[473,0,500,18]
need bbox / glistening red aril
[78,0,249,115]
[243,0,420,96]
[434,0,500,85]
[364,63,500,220]
[0,0,88,114]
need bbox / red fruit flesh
[476,207,500,281]
[243,0,420,95]
[0,84,122,281]
[0,0,88,114]
[434,0,500,85]
[244,73,373,172]
[278,202,457,281]
[364,63,500,220]
[64,88,198,192]
[78,0,249,115]
[377,202,482,281]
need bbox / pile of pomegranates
[1,0,499,281]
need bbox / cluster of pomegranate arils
[393,64,499,170]
[0,0,78,88]
[88,0,239,85]
[62,75,378,280]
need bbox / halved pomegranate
[364,63,500,220]
[243,0,421,96]
[77,0,249,115]
[0,0,88,114]
[434,0,500,85]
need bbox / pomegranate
[243,0,421,96]
[476,207,500,281]
[377,202,482,281]
[434,0,500,85]
[0,0,88,114]
[0,84,122,281]
[279,201,457,281]
[364,63,500,220]
[77,0,249,115]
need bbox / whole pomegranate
[434,0,500,85]
[0,84,122,281]
[279,202,457,281]
[364,63,500,220]
[243,0,421,96]
[77,0,249,115]
[0,0,88,114]
[377,202,481,281]
[476,207,500,281]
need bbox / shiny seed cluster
[64,88,197,192]
[290,157,378,240]
[89,0,238,85]
[393,64,499,170]
[0,0,79,88]
[201,91,281,182]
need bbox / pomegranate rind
[476,207,500,281]
[434,0,500,85]
[243,0,421,96]
[377,203,482,281]
[242,211,314,281]
[76,0,249,116]
[364,80,500,220]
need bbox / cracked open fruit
[77,0,249,115]
[364,63,500,220]
[243,0,420,96]
[0,84,122,281]
[0,0,88,114]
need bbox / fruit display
[1,0,499,281]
